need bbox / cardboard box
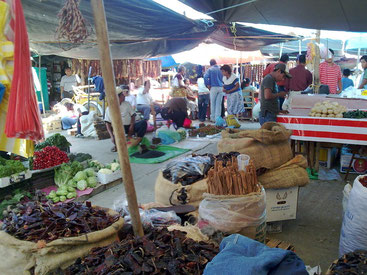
[97,170,122,185]
[340,146,367,174]
[265,187,299,222]
[319,147,338,169]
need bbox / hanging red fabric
[4,0,44,141]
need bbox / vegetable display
[68,153,93,162]
[327,250,367,274]
[0,189,32,219]
[177,128,187,140]
[0,157,27,178]
[98,161,120,175]
[189,125,223,137]
[65,226,218,275]
[309,101,347,118]
[2,201,119,242]
[54,161,84,186]
[35,133,71,151]
[87,159,104,171]
[31,146,69,170]
[343,109,367,119]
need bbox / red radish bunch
[32,146,69,170]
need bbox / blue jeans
[259,111,277,126]
[210,87,224,121]
[198,94,210,121]
[137,104,161,120]
[61,117,77,130]
[278,85,285,110]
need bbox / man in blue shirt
[204,59,224,121]
[341,69,354,90]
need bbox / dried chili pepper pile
[1,201,119,242]
[327,250,367,274]
[66,225,218,275]
[360,176,367,188]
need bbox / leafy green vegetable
[68,153,93,162]
[67,186,76,192]
[52,196,60,203]
[48,190,57,198]
[54,161,84,187]
[0,189,31,219]
[56,189,68,196]
[59,196,67,202]
[67,192,77,199]
[74,171,87,182]
[35,133,71,151]
[87,177,97,188]
[77,180,88,191]
[0,159,27,178]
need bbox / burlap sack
[221,122,292,145]
[259,155,309,189]
[155,171,207,207]
[199,188,266,242]
[0,207,124,275]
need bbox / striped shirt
[319,61,341,94]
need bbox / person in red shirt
[285,54,312,92]
[263,54,290,109]
[319,49,342,94]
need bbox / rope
[230,22,238,50]
[205,0,257,15]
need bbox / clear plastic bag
[163,156,212,184]
[142,209,181,227]
[199,188,266,234]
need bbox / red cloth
[285,65,313,92]
[319,61,342,94]
[263,62,287,86]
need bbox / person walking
[260,63,291,125]
[197,74,210,122]
[221,65,244,116]
[204,59,223,122]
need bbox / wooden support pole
[315,142,321,172]
[91,0,144,237]
[314,30,321,94]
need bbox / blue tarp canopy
[345,35,367,54]
[23,0,298,59]
[147,56,178,68]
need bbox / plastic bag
[226,115,241,128]
[199,188,266,234]
[142,209,181,227]
[157,130,181,145]
[183,118,192,128]
[339,175,367,256]
[215,116,226,127]
[163,156,212,184]
[252,102,260,119]
[0,83,5,104]
[342,183,352,214]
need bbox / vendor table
[277,115,367,175]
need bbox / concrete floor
[64,120,357,272]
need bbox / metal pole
[38,55,46,117]
[91,0,144,237]
[314,30,321,94]
[87,66,92,111]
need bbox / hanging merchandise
[4,0,44,141]
[0,1,34,157]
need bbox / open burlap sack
[218,122,293,170]
[258,155,309,189]
[0,207,124,275]
[155,171,207,207]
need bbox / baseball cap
[274,63,292,78]
[116,87,123,95]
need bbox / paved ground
[64,120,357,272]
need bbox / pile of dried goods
[65,225,218,275]
[309,101,347,118]
[189,125,223,137]
[1,201,119,242]
[207,157,260,195]
[31,146,69,170]
[327,250,367,274]
[360,176,367,188]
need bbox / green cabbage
[74,171,87,181]
[99,168,113,174]
[67,186,76,192]
[56,189,68,196]
[84,168,95,177]
[87,177,97,188]
[67,192,76,199]
[77,180,88,191]
[59,196,67,202]
[52,196,60,203]
[48,190,57,198]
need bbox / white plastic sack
[282,91,302,111]
[339,175,367,256]
[252,102,260,119]
[198,187,266,233]
[342,183,352,214]
[81,111,98,137]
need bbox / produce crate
[0,170,32,188]
[43,118,62,134]
[266,238,295,251]
[97,170,122,185]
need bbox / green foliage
[35,133,71,151]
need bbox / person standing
[263,54,290,110]
[341,69,354,90]
[358,55,367,89]
[285,54,312,92]
[60,67,81,99]
[221,65,244,116]
[136,80,161,121]
[260,63,292,125]
[105,87,147,152]
[319,49,342,94]
[197,74,210,122]
[204,59,223,121]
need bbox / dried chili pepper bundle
[66,225,218,275]
[2,201,119,242]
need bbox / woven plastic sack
[339,175,367,256]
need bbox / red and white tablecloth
[277,115,367,145]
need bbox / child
[342,69,354,91]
